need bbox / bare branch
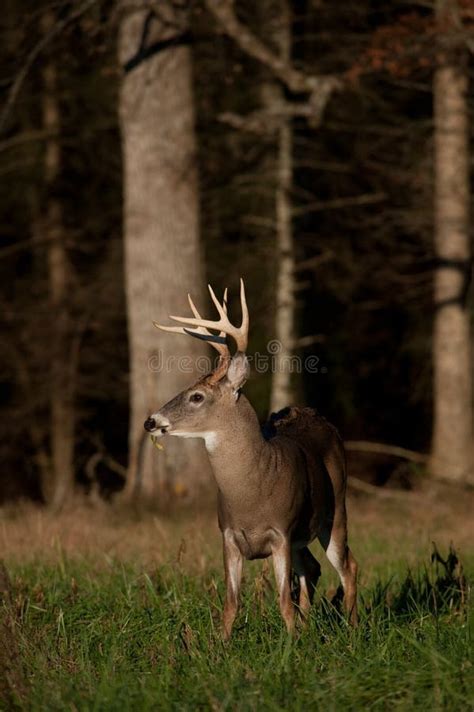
[86,451,127,482]
[206,0,308,92]
[242,215,277,231]
[345,440,429,464]
[295,251,335,272]
[347,476,415,499]
[218,111,276,135]
[205,0,341,124]
[0,236,56,261]
[0,129,52,153]
[292,192,387,216]
[218,100,337,136]
[0,0,98,135]
[293,334,325,348]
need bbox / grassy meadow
[0,484,472,711]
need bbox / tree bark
[431,0,473,483]
[264,1,296,414]
[40,10,76,507]
[118,2,211,501]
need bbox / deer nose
[144,417,156,432]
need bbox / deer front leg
[222,530,243,641]
[272,538,295,634]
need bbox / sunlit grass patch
[0,543,471,711]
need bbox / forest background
[0,0,473,505]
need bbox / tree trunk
[118,3,211,501]
[266,0,296,414]
[431,0,473,483]
[40,10,76,507]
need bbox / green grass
[1,545,472,711]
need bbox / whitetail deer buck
[145,279,357,638]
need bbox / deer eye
[189,392,204,404]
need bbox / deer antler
[154,288,230,356]
[153,279,249,383]
[167,278,249,353]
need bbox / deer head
[144,279,250,445]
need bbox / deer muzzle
[143,415,170,436]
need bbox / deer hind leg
[222,531,243,641]
[292,547,321,620]
[320,526,358,626]
[272,539,295,634]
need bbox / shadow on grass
[320,543,468,628]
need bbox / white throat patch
[170,431,219,452]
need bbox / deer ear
[225,353,249,397]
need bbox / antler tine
[169,313,229,332]
[188,291,227,336]
[208,284,228,320]
[154,296,216,342]
[238,277,249,353]
[213,288,228,339]
[153,322,188,336]
[187,293,201,320]
[186,292,230,359]
[169,281,249,353]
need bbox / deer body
[146,281,357,638]
[214,399,308,560]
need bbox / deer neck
[205,394,269,493]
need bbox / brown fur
[148,281,357,635]
[148,381,358,638]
